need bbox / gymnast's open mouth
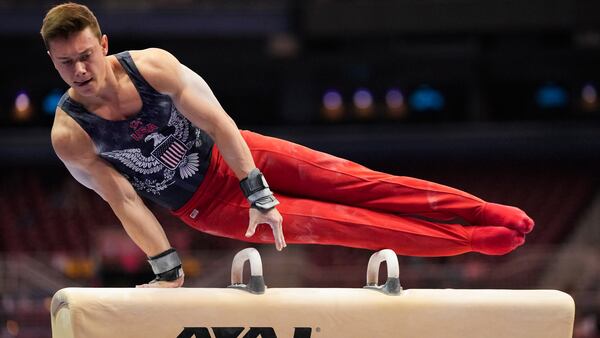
[75,78,93,87]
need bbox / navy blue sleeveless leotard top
[58,51,214,210]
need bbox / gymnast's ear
[100,34,108,56]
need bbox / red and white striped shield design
[151,135,188,170]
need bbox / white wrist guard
[239,168,279,212]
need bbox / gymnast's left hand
[135,272,185,288]
[246,207,286,251]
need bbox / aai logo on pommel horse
[177,327,313,338]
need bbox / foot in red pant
[478,202,535,234]
[470,226,526,255]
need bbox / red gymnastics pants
[173,131,534,257]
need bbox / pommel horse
[51,248,575,338]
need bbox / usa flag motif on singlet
[151,135,187,170]
[100,105,202,194]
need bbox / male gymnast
[41,3,534,288]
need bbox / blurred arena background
[1,0,600,337]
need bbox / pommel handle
[228,248,266,294]
[364,249,402,295]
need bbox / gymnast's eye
[61,60,73,65]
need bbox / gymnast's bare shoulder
[127,48,224,108]
[51,107,96,167]
[126,48,183,95]
[50,107,119,198]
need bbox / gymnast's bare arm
[51,108,184,288]
[130,48,286,251]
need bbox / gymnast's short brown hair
[41,2,102,50]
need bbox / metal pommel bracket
[228,248,266,294]
[364,249,402,295]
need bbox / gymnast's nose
[74,61,87,77]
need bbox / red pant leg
[173,141,525,256]
[242,130,534,235]
[240,130,484,224]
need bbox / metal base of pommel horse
[51,248,575,338]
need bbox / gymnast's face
[47,27,108,97]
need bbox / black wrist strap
[240,168,279,211]
[148,248,183,282]
[153,267,183,282]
